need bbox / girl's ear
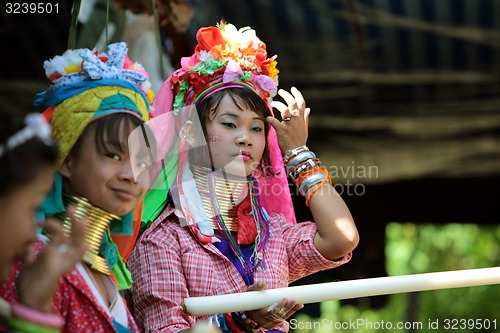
[182,120,197,147]
[59,154,73,178]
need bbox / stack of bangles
[284,145,332,206]
[7,302,64,333]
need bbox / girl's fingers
[283,302,303,319]
[64,204,88,253]
[270,100,287,111]
[277,89,298,112]
[41,210,88,257]
[246,281,266,292]
[265,116,282,130]
[262,298,299,323]
[41,218,66,244]
[290,87,306,113]
[67,214,87,250]
[305,107,310,128]
[270,101,291,120]
[274,88,307,122]
[22,244,36,265]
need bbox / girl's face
[205,94,266,176]
[0,166,53,282]
[60,120,149,216]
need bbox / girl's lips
[239,151,252,160]
[112,188,135,201]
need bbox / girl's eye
[136,161,150,169]
[106,153,121,161]
[251,126,262,132]
[222,122,236,128]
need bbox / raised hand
[17,205,88,312]
[267,87,311,154]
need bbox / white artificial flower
[134,62,146,72]
[220,23,238,44]
[140,80,152,95]
[43,55,66,78]
[43,49,83,78]
[62,50,83,67]
[199,50,214,63]
[220,23,257,52]
[238,26,257,50]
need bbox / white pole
[182,267,500,316]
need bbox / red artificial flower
[254,41,268,63]
[260,56,279,79]
[195,26,225,53]
[171,75,181,85]
[93,50,108,63]
[49,73,62,82]
[186,72,210,88]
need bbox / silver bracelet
[289,158,318,180]
[286,151,316,172]
[299,173,326,196]
[283,145,309,163]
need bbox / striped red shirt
[126,208,351,333]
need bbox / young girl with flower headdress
[0,111,88,333]
[0,43,157,333]
[127,22,359,333]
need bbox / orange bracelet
[293,167,326,188]
[294,167,331,206]
[305,174,331,206]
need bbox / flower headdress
[39,42,155,106]
[171,21,279,111]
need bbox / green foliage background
[291,223,500,332]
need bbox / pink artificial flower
[223,60,243,83]
[181,53,200,70]
[252,74,276,93]
[123,54,134,69]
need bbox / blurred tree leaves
[292,223,500,333]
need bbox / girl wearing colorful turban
[0,112,87,333]
[127,22,359,333]
[0,42,155,333]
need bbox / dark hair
[0,112,58,197]
[193,88,273,175]
[71,113,157,165]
